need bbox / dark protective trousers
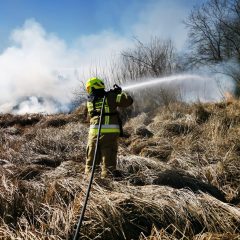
[85,133,118,178]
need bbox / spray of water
[122,74,211,91]
[120,73,235,103]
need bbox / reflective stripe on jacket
[87,91,133,135]
[89,124,120,134]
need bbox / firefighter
[85,77,133,178]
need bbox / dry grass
[0,100,240,239]
[74,183,240,239]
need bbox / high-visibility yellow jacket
[87,91,133,135]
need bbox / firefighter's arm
[115,92,133,107]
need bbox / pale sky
[0,0,205,51]
[0,0,208,113]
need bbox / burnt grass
[0,101,240,239]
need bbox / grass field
[0,100,240,239]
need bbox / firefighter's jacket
[87,91,133,135]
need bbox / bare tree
[120,37,177,81]
[185,0,240,95]
[185,0,240,64]
[116,37,183,113]
[71,37,181,113]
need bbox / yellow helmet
[85,77,105,94]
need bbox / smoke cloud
[0,16,236,114]
[0,20,78,113]
[123,73,234,105]
[0,19,130,114]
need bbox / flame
[224,91,235,103]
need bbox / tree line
[120,0,240,96]
[73,0,240,111]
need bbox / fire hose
[73,95,106,240]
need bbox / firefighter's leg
[101,134,118,178]
[85,134,101,174]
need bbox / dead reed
[0,100,240,239]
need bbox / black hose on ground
[73,95,106,240]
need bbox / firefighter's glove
[113,84,122,94]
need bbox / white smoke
[123,73,235,103]
[183,62,236,102]
[0,18,236,114]
[0,20,78,113]
[0,19,130,114]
